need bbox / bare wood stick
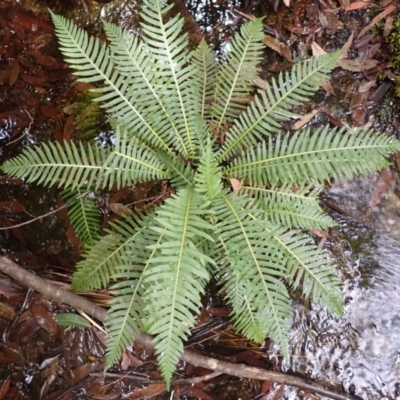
[0,256,358,400]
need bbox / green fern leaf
[102,125,168,189]
[143,187,214,386]
[155,152,195,188]
[212,17,265,130]
[140,0,202,157]
[213,192,292,351]
[264,224,343,315]
[105,211,160,369]
[191,40,218,119]
[102,19,198,157]
[72,216,141,291]
[226,126,400,186]
[195,140,223,200]
[49,11,176,154]
[1,140,110,189]
[242,185,336,229]
[218,51,339,161]
[61,187,101,248]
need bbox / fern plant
[2,1,400,385]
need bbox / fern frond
[1,140,110,189]
[195,140,223,200]
[102,125,168,189]
[264,224,343,315]
[211,17,265,130]
[102,20,198,157]
[191,40,218,119]
[72,216,141,291]
[155,152,195,188]
[225,127,400,186]
[213,192,292,351]
[140,0,201,157]
[61,187,101,247]
[242,185,336,229]
[143,187,214,386]
[49,11,175,154]
[218,51,339,161]
[105,211,160,369]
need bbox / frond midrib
[227,142,394,173]
[223,194,285,341]
[53,13,173,155]
[218,54,335,161]
[152,2,193,156]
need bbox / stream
[274,175,400,400]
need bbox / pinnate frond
[242,185,336,229]
[62,187,101,248]
[212,17,265,129]
[49,11,175,155]
[191,40,218,119]
[213,192,292,351]
[225,126,400,186]
[105,211,160,369]
[72,216,141,291]
[1,140,110,189]
[102,125,168,189]
[264,224,343,315]
[218,51,339,160]
[143,187,214,385]
[140,0,201,157]
[195,141,223,200]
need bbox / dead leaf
[383,15,394,37]
[345,1,377,11]
[109,202,132,217]
[125,383,166,399]
[311,42,326,56]
[369,167,395,208]
[283,0,290,6]
[0,376,10,400]
[30,303,58,334]
[0,201,25,213]
[321,80,336,96]
[292,109,319,130]
[262,35,292,61]
[229,178,242,193]
[338,31,354,60]
[40,105,63,119]
[358,80,376,93]
[8,60,20,86]
[357,4,396,39]
[338,59,378,71]
[0,302,16,321]
[309,228,333,239]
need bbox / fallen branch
[0,256,357,400]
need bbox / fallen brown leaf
[369,167,395,208]
[357,4,396,39]
[345,1,377,11]
[229,178,242,193]
[262,35,292,61]
[338,59,378,71]
[292,109,319,130]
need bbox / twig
[6,107,34,146]
[0,256,359,400]
[0,191,89,231]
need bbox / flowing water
[270,175,400,400]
